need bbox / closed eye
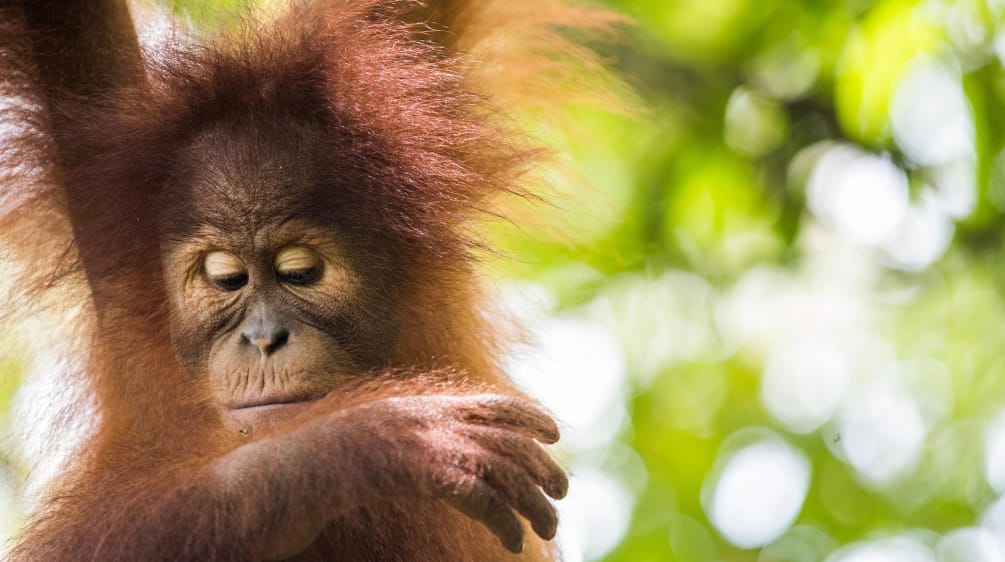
[275,246,321,286]
[212,272,249,291]
[204,251,248,291]
[277,267,319,285]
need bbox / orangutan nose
[241,313,290,356]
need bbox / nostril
[268,329,289,354]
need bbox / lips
[221,397,319,436]
[225,394,316,410]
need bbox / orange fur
[0,1,617,560]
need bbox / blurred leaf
[835,0,941,145]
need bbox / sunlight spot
[891,58,974,166]
[706,433,810,548]
[982,411,1005,493]
[980,494,1005,546]
[928,159,976,219]
[556,468,634,562]
[807,145,909,247]
[937,527,1005,562]
[827,536,935,562]
[503,291,626,451]
[945,2,991,58]
[717,265,868,356]
[839,388,925,486]
[880,189,954,272]
[599,271,720,384]
[761,340,851,433]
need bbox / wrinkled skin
[160,124,402,436]
[219,393,568,560]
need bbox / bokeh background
[7,0,1005,561]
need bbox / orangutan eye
[203,251,248,291]
[274,246,321,286]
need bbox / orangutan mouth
[223,398,318,436]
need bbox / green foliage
[488,0,1005,560]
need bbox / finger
[468,427,569,499]
[481,455,560,540]
[442,473,525,553]
[460,395,561,444]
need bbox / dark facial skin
[160,123,399,435]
